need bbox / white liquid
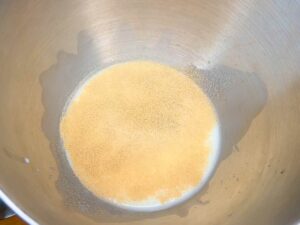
[113,125,221,212]
[61,62,221,212]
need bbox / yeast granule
[60,61,217,204]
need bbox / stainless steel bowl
[0,0,300,225]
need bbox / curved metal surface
[0,198,15,219]
[0,0,299,225]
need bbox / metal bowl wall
[0,1,299,225]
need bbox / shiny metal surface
[0,0,299,225]
[0,199,15,219]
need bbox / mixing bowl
[0,0,300,225]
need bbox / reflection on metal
[0,198,15,219]
[0,0,299,225]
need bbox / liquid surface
[60,61,218,210]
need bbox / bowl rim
[0,189,39,225]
